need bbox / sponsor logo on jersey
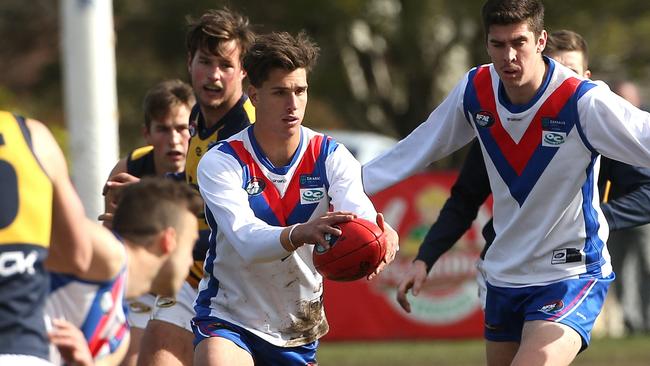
[542,131,566,147]
[189,121,197,137]
[0,250,38,277]
[300,174,322,188]
[245,177,265,196]
[539,300,564,314]
[474,111,495,128]
[551,248,583,265]
[541,117,566,132]
[300,187,326,204]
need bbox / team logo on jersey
[300,187,326,204]
[551,248,583,265]
[300,174,322,188]
[245,177,266,196]
[474,111,495,128]
[539,300,564,314]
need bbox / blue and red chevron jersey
[46,266,128,363]
[195,125,377,347]
[363,56,650,287]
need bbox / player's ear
[584,69,592,79]
[248,85,258,106]
[158,227,177,256]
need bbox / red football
[312,217,387,281]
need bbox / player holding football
[363,0,650,365]
[192,31,399,365]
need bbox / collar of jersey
[193,94,249,140]
[497,55,555,114]
[247,126,304,175]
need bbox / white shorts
[0,354,54,365]
[126,293,156,329]
[150,281,197,333]
[126,283,197,332]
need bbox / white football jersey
[363,57,650,287]
[195,126,377,347]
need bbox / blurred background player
[134,8,256,366]
[192,30,398,366]
[607,79,650,334]
[103,78,194,223]
[102,78,194,366]
[47,178,202,366]
[0,111,92,365]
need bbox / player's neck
[200,94,242,129]
[253,126,301,167]
[123,244,157,299]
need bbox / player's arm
[600,159,650,231]
[415,139,492,272]
[26,118,92,274]
[362,73,475,195]
[580,84,650,167]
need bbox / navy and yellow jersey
[0,111,53,359]
[186,95,254,287]
[126,145,156,178]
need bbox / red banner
[323,172,492,340]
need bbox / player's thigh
[119,326,144,366]
[485,340,519,366]
[136,320,194,366]
[194,337,254,366]
[511,320,581,366]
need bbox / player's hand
[368,212,399,280]
[101,173,140,228]
[49,318,94,366]
[290,211,356,251]
[396,260,428,313]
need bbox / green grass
[317,336,650,365]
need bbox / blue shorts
[191,316,318,366]
[484,273,614,350]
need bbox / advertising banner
[323,172,492,340]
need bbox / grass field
[317,336,650,365]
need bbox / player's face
[248,68,308,140]
[188,41,245,115]
[486,21,546,93]
[144,104,191,174]
[547,50,590,78]
[150,210,198,297]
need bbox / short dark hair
[243,31,320,87]
[143,79,195,130]
[185,8,255,62]
[544,30,589,69]
[482,0,545,39]
[113,178,203,245]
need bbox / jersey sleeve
[362,73,476,195]
[415,139,492,271]
[197,146,288,264]
[601,160,650,231]
[325,143,377,222]
[578,84,650,167]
